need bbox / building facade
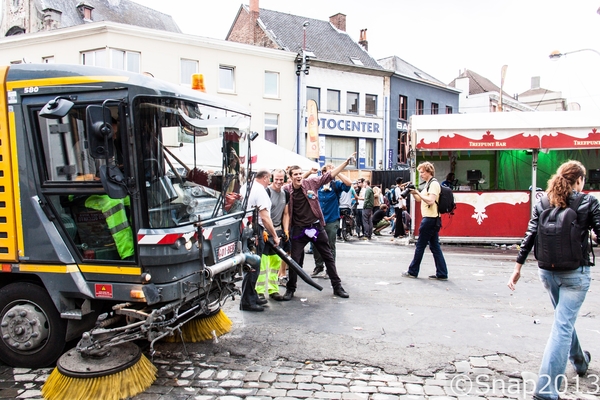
[379,56,459,169]
[227,1,389,169]
[0,0,181,36]
[449,69,534,114]
[518,76,568,112]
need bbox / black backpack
[426,178,456,215]
[534,194,586,270]
[390,187,399,205]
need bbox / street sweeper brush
[41,342,157,400]
[164,308,232,342]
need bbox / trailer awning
[411,111,600,151]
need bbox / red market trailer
[409,111,600,244]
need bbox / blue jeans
[407,217,447,278]
[534,267,591,400]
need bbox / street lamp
[549,48,600,60]
[296,21,310,155]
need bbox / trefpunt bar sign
[412,111,600,151]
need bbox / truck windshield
[134,98,250,228]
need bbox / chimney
[250,0,259,22]
[358,29,368,51]
[249,0,259,45]
[330,13,346,31]
[43,8,62,30]
[77,2,94,21]
[531,76,540,89]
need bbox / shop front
[409,112,600,244]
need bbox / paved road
[2,231,599,399]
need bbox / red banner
[417,130,539,150]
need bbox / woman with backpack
[508,160,600,400]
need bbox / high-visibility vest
[85,195,134,259]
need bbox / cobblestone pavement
[1,235,599,400]
[3,350,599,399]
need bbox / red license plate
[217,242,236,260]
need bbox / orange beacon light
[191,73,206,92]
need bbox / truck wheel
[0,283,66,367]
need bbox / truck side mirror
[40,97,74,119]
[86,105,114,159]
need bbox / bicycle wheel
[341,217,350,241]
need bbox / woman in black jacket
[508,160,600,400]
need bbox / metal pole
[383,96,388,170]
[531,149,538,215]
[296,72,301,154]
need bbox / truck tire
[0,282,67,367]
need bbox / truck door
[25,91,136,264]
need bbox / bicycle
[340,208,355,241]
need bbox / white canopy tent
[165,137,319,172]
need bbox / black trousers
[287,223,342,292]
[394,206,405,237]
[241,227,264,306]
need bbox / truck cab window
[36,106,123,183]
[134,98,250,229]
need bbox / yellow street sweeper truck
[0,63,261,399]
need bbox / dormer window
[77,2,94,21]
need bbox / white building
[449,69,534,113]
[0,20,300,151]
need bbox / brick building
[226,0,389,168]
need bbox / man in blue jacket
[310,164,352,278]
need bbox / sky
[133,0,600,112]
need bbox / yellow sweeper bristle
[164,309,232,343]
[41,353,157,400]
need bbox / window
[219,65,235,92]
[431,103,439,115]
[264,113,279,144]
[347,92,359,114]
[416,99,424,115]
[264,71,279,97]
[324,137,356,165]
[36,107,106,183]
[366,94,377,115]
[307,87,320,110]
[398,132,408,164]
[399,95,408,120]
[446,105,453,114]
[327,89,340,112]
[180,59,198,86]
[82,49,107,67]
[111,49,140,73]
[82,49,139,72]
[42,56,54,64]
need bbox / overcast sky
[133,0,600,112]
